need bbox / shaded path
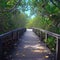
[6,29,51,60]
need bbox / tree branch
[50,0,60,9]
[8,0,22,13]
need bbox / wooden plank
[0,28,26,59]
[5,29,51,60]
[33,28,60,60]
[56,37,60,60]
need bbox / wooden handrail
[0,28,26,59]
[32,27,60,60]
[33,28,60,38]
[0,28,25,36]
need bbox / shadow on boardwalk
[4,29,52,60]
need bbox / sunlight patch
[27,29,32,31]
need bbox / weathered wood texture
[33,28,60,60]
[0,28,26,59]
[3,29,51,60]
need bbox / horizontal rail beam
[0,28,26,59]
[33,28,60,38]
[32,27,60,60]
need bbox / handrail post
[45,33,48,46]
[0,37,2,59]
[56,37,60,60]
[32,28,60,60]
[12,32,13,41]
[45,33,48,40]
[17,31,18,40]
[40,31,42,40]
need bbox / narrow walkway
[6,29,51,60]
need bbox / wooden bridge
[0,28,60,60]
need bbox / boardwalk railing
[33,28,60,60]
[0,28,26,59]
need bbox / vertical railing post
[38,30,40,37]
[45,33,48,41]
[0,36,2,59]
[40,31,42,41]
[56,37,60,60]
[12,32,13,42]
[45,33,48,46]
[17,31,18,40]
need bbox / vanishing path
[6,29,51,60]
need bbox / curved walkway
[6,29,51,60]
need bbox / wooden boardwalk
[5,29,51,60]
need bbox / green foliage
[0,0,27,34]
[27,15,53,30]
[12,11,27,28]
[45,2,59,14]
[0,0,60,53]
[26,0,60,52]
[44,36,56,52]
